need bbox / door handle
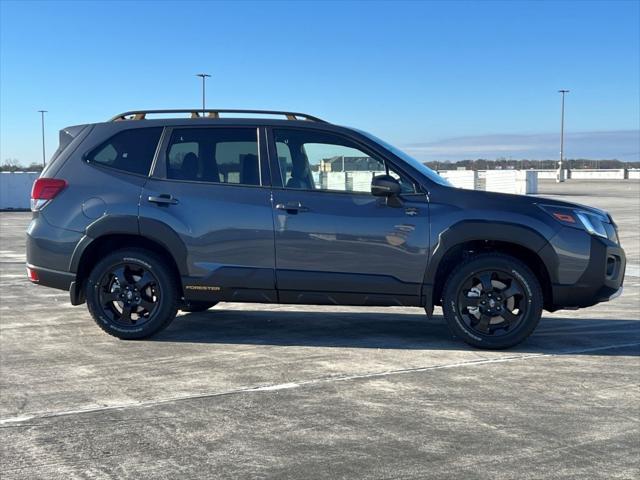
[275,201,309,213]
[405,207,419,216]
[148,194,178,205]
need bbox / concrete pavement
[1,180,638,479]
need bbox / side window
[168,142,199,175]
[166,128,260,185]
[276,141,293,186]
[273,129,415,194]
[86,127,162,176]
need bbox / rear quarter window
[85,127,162,176]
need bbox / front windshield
[356,130,452,187]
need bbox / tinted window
[276,141,293,185]
[273,129,414,193]
[86,127,162,176]
[166,128,260,185]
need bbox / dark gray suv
[26,109,626,348]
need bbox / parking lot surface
[1,180,639,479]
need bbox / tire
[180,302,217,312]
[86,248,178,340]
[442,253,543,349]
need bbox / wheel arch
[70,233,185,305]
[424,222,555,311]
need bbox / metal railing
[109,109,327,123]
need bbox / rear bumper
[26,263,76,291]
[26,214,83,303]
[26,214,83,272]
[550,238,626,309]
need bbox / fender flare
[69,215,189,275]
[422,220,555,306]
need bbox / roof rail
[109,109,327,123]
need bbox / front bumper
[550,237,626,309]
[607,286,624,301]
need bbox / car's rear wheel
[86,249,178,339]
[442,253,543,349]
[180,302,217,312]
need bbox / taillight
[27,266,39,283]
[31,178,67,211]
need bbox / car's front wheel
[442,253,543,349]
[86,249,178,339]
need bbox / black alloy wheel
[86,249,178,339]
[456,269,527,337]
[442,253,543,349]
[97,262,161,327]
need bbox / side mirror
[371,174,401,197]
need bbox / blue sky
[1,0,638,164]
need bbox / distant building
[320,156,378,172]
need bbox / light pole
[195,73,211,115]
[38,110,47,167]
[557,90,569,182]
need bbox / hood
[451,187,608,218]
[528,194,608,218]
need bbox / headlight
[575,210,608,238]
[539,204,611,239]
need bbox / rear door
[140,125,277,302]
[267,127,429,306]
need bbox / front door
[268,127,429,306]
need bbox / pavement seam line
[1,341,639,426]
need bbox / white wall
[531,169,565,179]
[0,172,39,210]
[484,170,516,194]
[348,171,385,192]
[325,172,347,191]
[569,169,626,180]
[438,170,478,190]
[628,169,640,180]
[483,170,538,194]
[317,170,385,192]
[517,170,538,194]
[438,170,538,194]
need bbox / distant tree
[1,159,20,172]
[26,162,44,172]
[0,159,44,172]
[422,158,639,171]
